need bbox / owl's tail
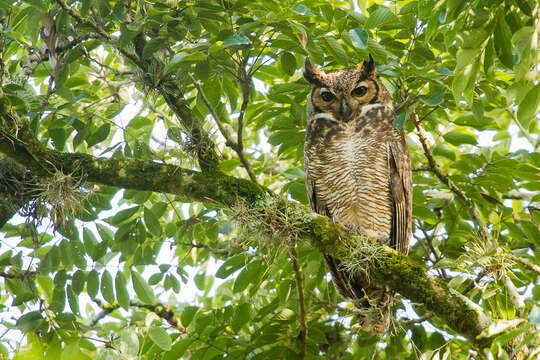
[324,254,394,334]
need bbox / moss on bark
[0,96,497,348]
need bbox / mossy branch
[0,97,502,349]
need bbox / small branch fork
[186,73,257,183]
[412,112,491,242]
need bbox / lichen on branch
[0,95,501,349]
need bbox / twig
[57,0,220,170]
[416,221,448,279]
[41,74,56,107]
[187,73,236,147]
[89,299,186,332]
[312,298,358,316]
[0,271,38,279]
[236,71,257,183]
[133,302,186,332]
[502,273,525,317]
[412,112,491,242]
[289,241,307,358]
[179,241,231,255]
[400,313,434,325]
[506,109,538,151]
[507,254,540,276]
[418,106,439,123]
[463,268,489,295]
[187,72,257,182]
[55,0,144,69]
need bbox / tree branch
[505,109,539,151]
[90,299,185,332]
[55,0,220,171]
[289,241,307,358]
[0,97,503,349]
[0,156,39,227]
[507,254,540,276]
[412,112,491,241]
[186,72,257,182]
[0,271,38,279]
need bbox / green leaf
[50,286,66,313]
[167,126,183,143]
[283,167,305,179]
[86,124,111,147]
[472,99,484,121]
[16,311,43,333]
[365,7,398,29]
[280,52,297,76]
[144,206,162,237]
[70,239,86,268]
[105,206,140,226]
[49,128,67,150]
[443,131,477,146]
[67,285,80,315]
[223,33,251,49]
[287,181,308,204]
[149,326,172,351]
[233,260,263,293]
[322,37,348,64]
[163,52,207,74]
[181,306,199,328]
[71,270,86,294]
[349,28,369,49]
[119,327,139,356]
[87,269,99,299]
[142,37,167,59]
[231,302,251,332]
[116,271,130,310]
[517,84,540,129]
[132,271,155,304]
[421,89,446,107]
[101,270,115,304]
[163,338,194,360]
[494,13,514,69]
[393,111,407,130]
[215,254,247,279]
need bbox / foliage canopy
[0,0,539,359]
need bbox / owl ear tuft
[303,57,325,86]
[359,54,376,77]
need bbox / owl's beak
[339,98,352,120]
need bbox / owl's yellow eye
[352,86,368,97]
[320,90,335,102]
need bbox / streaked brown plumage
[303,56,412,333]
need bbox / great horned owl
[303,56,412,333]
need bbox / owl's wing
[389,133,413,254]
[304,153,331,217]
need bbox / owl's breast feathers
[305,105,412,253]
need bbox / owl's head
[303,56,392,122]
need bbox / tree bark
[0,94,500,349]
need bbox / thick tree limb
[55,0,220,171]
[0,98,501,348]
[0,156,38,227]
